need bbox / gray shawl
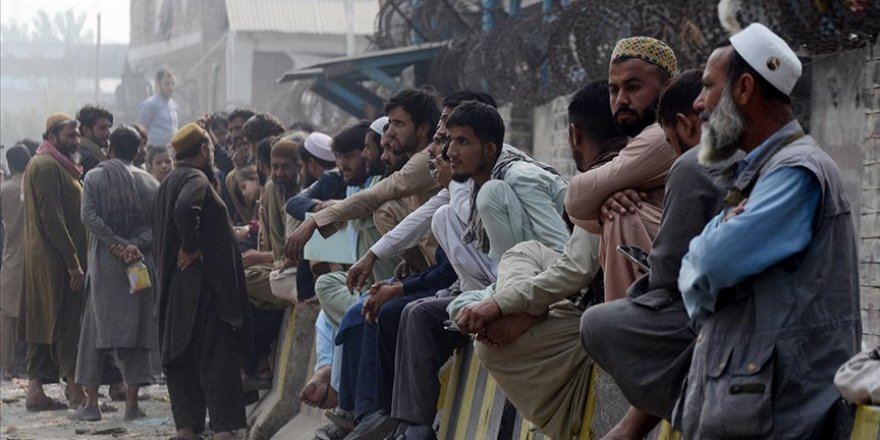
[462,145,563,253]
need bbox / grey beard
[699,90,746,166]
[70,151,82,165]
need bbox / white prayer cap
[304,132,335,162]
[370,116,389,136]
[729,23,802,96]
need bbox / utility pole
[344,0,355,57]
[95,13,101,104]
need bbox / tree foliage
[0,9,94,44]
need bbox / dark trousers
[240,305,283,375]
[391,296,467,426]
[341,291,435,419]
[26,287,82,383]
[375,291,435,414]
[338,316,363,413]
[165,292,246,434]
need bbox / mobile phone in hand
[617,245,650,272]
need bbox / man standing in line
[19,114,88,410]
[76,105,113,175]
[152,123,251,440]
[72,126,159,422]
[137,68,179,148]
[0,146,31,379]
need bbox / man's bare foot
[299,365,337,408]
[600,406,660,440]
[478,313,546,348]
[66,380,87,408]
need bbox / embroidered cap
[730,23,802,96]
[611,37,677,78]
[170,123,208,155]
[304,132,335,162]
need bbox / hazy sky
[0,0,130,43]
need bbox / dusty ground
[0,378,176,440]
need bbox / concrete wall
[859,41,880,348]
[810,43,880,348]
[532,94,576,178]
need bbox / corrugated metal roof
[225,0,379,35]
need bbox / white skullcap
[729,23,802,96]
[370,116,389,135]
[304,132,335,162]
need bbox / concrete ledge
[247,303,320,440]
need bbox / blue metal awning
[277,42,448,118]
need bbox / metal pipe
[484,0,497,32]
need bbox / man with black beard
[152,123,251,440]
[676,24,859,439]
[76,105,113,175]
[579,70,739,440]
[565,37,678,302]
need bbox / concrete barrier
[247,303,320,440]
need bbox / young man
[73,126,159,422]
[456,80,627,440]
[376,102,570,440]
[76,105,114,175]
[676,24,858,438]
[152,123,252,440]
[0,146,31,379]
[564,37,679,302]
[242,112,286,185]
[20,114,88,410]
[286,89,442,262]
[137,69,179,148]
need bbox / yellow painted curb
[851,405,880,440]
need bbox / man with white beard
[675,23,859,439]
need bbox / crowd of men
[0,22,862,440]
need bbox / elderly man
[20,114,88,410]
[579,69,734,440]
[152,123,252,440]
[675,24,859,438]
[564,37,679,302]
